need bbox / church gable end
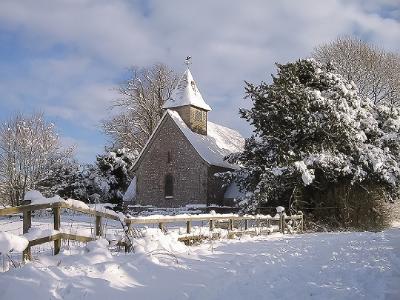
[134,114,208,207]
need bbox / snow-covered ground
[1,224,399,300]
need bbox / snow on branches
[80,148,138,204]
[229,59,400,208]
[0,113,73,206]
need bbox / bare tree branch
[0,112,73,206]
[313,36,400,107]
[102,63,178,151]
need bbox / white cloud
[0,0,399,161]
[0,0,160,66]
[0,55,119,128]
[45,83,119,127]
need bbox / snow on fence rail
[0,200,304,263]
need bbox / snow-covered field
[1,222,399,300]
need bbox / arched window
[167,151,171,163]
[165,174,173,198]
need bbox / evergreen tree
[80,148,138,204]
[36,160,85,200]
[229,59,400,228]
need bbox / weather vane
[185,56,192,67]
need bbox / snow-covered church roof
[132,109,245,170]
[167,110,244,169]
[162,69,212,111]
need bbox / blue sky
[0,0,399,163]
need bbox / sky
[0,0,399,163]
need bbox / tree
[0,112,74,206]
[313,36,400,107]
[102,63,178,151]
[78,148,138,204]
[0,181,6,207]
[36,159,85,200]
[229,59,400,229]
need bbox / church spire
[163,57,211,135]
[162,58,212,111]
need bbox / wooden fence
[0,201,303,262]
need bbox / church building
[124,66,245,207]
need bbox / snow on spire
[163,59,212,111]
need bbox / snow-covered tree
[0,181,7,207]
[229,59,400,228]
[36,160,85,200]
[79,148,138,204]
[313,36,400,107]
[0,113,74,206]
[102,64,178,151]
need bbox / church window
[167,151,171,163]
[165,174,174,198]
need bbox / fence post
[95,215,103,237]
[22,200,32,261]
[244,219,248,231]
[186,221,192,234]
[278,215,281,233]
[279,213,285,234]
[229,219,234,231]
[125,222,131,234]
[53,204,61,255]
[209,219,214,231]
[300,214,304,233]
[124,221,131,253]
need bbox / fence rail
[0,201,303,262]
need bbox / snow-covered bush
[36,160,86,200]
[78,148,138,204]
[229,59,400,229]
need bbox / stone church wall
[135,115,208,207]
